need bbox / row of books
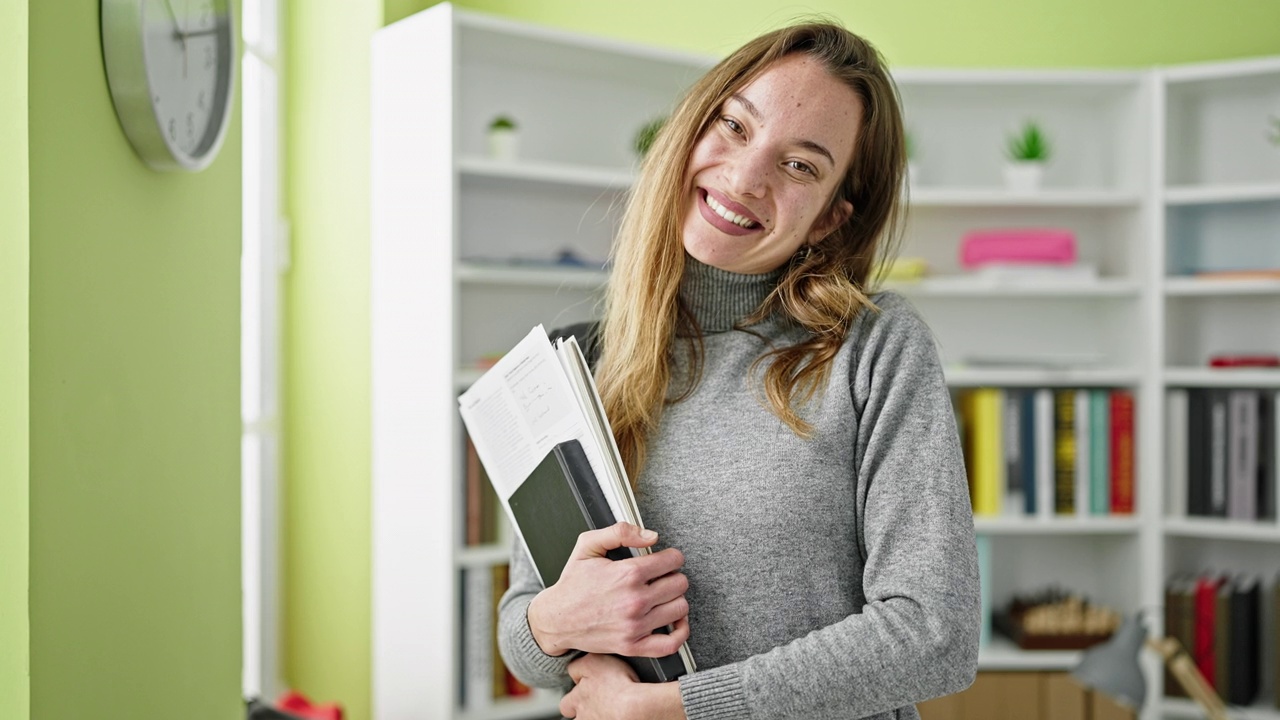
[1166,388,1279,521]
[954,388,1136,518]
[1162,572,1279,708]
[464,436,504,546]
[460,564,532,710]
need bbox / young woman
[497,21,980,720]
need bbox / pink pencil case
[960,228,1077,268]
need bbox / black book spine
[553,440,688,683]
[1188,390,1210,516]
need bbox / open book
[457,325,695,683]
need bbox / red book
[1110,390,1135,514]
[1209,354,1280,368]
[1194,575,1222,689]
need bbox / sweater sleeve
[496,536,575,690]
[678,293,980,719]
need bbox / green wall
[27,0,243,717]
[283,2,380,718]
[284,3,1280,720]
[1,0,30,718]
[391,0,1280,67]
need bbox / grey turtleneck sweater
[498,258,980,719]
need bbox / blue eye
[722,116,744,134]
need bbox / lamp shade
[1070,613,1148,711]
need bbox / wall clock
[101,0,235,172]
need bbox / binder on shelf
[458,325,695,684]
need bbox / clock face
[103,0,235,171]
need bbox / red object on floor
[277,691,344,720]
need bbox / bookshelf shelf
[456,544,513,568]
[975,517,1141,535]
[944,367,1141,388]
[457,262,609,289]
[1163,277,1280,296]
[977,636,1082,671]
[889,277,1140,298]
[457,692,564,720]
[909,187,1141,208]
[1164,182,1280,206]
[1159,697,1280,720]
[1163,517,1280,542]
[459,156,635,189]
[1163,368,1280,388]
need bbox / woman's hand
[561,654,686,720]
[527,522,690,658]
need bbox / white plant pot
[488,128,519,161]
[906,160,919,189]
[1004,162,1044,193]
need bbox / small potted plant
[1004,120,1051,192]
[487,115,519,161]
[633,116,666,159]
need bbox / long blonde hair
[598,21,907,480]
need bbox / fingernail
[641,529,658,541]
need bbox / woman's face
[681,54,861,275]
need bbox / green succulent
[1006,121,1051,162]
[905,129,917,161]
[634,116,666,157]
[488,115,516,131]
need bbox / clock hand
[177,27,220,39]
[162,0,188,77]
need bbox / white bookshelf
[372,6,1280,718]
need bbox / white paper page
[457,326,609,504]
[554,337,634,528]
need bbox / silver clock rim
[101,0,236,172]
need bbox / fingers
[626,547,685,582]
[644,569,689,607]
[629,615,692,658]
[571,522,658,561]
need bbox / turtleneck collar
[679,254,785,334]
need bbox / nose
[722,144,769,199]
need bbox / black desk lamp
[1070,614,1229,720]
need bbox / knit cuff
[679,663,750,720]
[514,598,574,679]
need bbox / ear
[807,198,854,245]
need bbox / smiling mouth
[703,190,760,229]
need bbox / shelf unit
[372,6,710,720]
[372,5,1280,718]
[1155,57,1280,720]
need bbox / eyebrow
[728,93,836,168]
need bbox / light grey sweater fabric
[497,257,980,719]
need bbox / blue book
[1020,390,1037,515]
[1090,389,1111,515]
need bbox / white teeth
[705,193,758,228]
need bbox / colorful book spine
[1020,390,1038,515]
[971,388,1003,517]
[1034,389,1054,518]
[1004,390,1025,515]
[1074,390,1091,517]
[1090,389,1110,515]
[1054,390,1076,515]
[1110,389,1135,514]
[1166,389,1189,518]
